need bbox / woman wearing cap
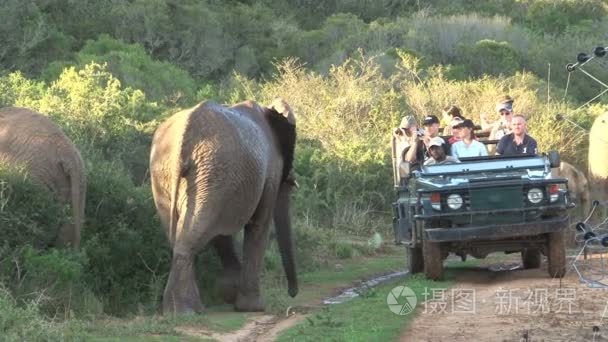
[451,119,488,158]
[441,105,464,136]
[447,116,464,145]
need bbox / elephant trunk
[274,182,298,298]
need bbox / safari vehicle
[391,136,574,280]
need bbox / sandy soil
[401,255,608,342]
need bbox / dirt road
[401,257,608,342]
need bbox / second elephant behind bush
[0,107,86,249]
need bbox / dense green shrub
[0,163,68,250]
[44,35,198,106]
[523,0,606,34]
[458,39,521,77]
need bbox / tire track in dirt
[400,261,608,342]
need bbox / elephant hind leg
[235,189,275,312]
[212,235,242,304]
[163,252,204,314]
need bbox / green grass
[276,273,454,342]
[84,246,406,341]
[83,309,250,341]
[265,245,406,309]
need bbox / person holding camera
[394,114,449,165]
[393,115,425,164]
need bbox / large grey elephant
[150,99,298,314]
[0,107,86,249]
[551,161,591,215]
[589,112,608,203]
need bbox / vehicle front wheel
[407,247,424,274]
[521,249,541,269]
[547,231,566,278]
[423,239,443,280]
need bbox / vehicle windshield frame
[418,154,547,177]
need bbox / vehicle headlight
[527,188,544,204]
[446,194,463,210]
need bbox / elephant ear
[265,98,296,182]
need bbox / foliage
[0,1,606,333]
[1,63,161,182]
[522,0,606,34]
[81,155,171,314]
[44,34,198,105]
[458,39,521,77]
[0,287,84,342]
[0,163,68,250]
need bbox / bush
[81,156,171,315]
[44,34,199,106]
[522,0,606,35]
[458,39,521,77]
[0,287,84,342]
[0,163,68,250]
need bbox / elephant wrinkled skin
[551,161,591,215]
[150,99,298,314]
[0,107,86,249]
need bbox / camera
[416,129,425,137]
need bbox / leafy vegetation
[0,0,605,338]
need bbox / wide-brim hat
[399,115,417,129]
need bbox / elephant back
[0,107,86,249]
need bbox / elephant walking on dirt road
[150,99,298,314]
[0,107,86,249]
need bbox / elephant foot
[217,270,240,304]
[234,292,265,312]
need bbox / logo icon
[387,285,417,315]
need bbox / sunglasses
[500,111,512,116]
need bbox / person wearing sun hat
[393,115,424,163]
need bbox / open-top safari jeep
[391,134,574,280]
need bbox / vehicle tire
[423,239,443,280]
[547,231,566,278]
[407,247,424,274]
[521,249,541,269]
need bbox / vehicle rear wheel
[547,231,566,278]
[423,239,443,280]
[521,249,541,269]
[407,247,424,274]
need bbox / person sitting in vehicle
[447,116,464,145]
[441,105,465,136]
[422,114,451,157]
[451,119,488,158]
[488,95,514,141]
[393,115,424,164]
[424,137,459,166]
[495,114,538,155]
